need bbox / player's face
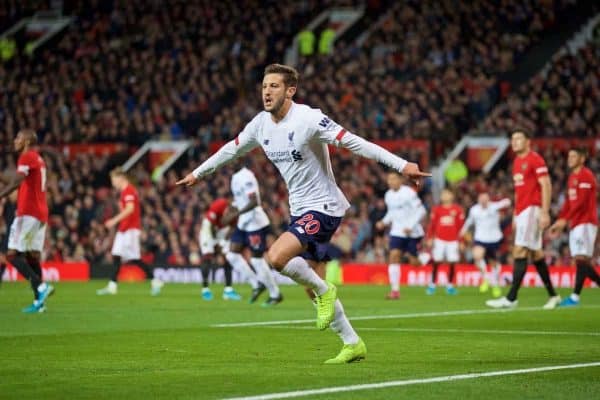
[478,192,489,206]
[262,73,294,114]
[567,150,583,170]
[110,175,124,190]
[387,173,401,190]
[511,132,529,154]
[13,132,26,152]
[440,190,453,204]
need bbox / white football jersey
[382,185,425,238]
[230,167,270,231]
[462,199,510,243]
[193,102,408,217]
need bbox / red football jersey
[16,150,48,222]
[558,167,598,228]
[118,183,141,231]
[513,151,548,215]
[205,198,229,228]
[426,204,465,241]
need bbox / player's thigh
[112,230,141,261]
[514,206,542,251]
[446,241,460,262]
[8,216,45,253]
[432,239,445,262]
[266,231,305,270]
[569,224,597,259]
[389,249,402,264]
[472,245,486,260]
[512,245,529,259]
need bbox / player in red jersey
[0,130,54,313]
[487,130,560,309]
[198,197,242,301]
[425,189,464,295]
[97,168,164,296]
[549,147,599,306]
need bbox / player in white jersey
[226,165,283,306]
[177,63,429,363]
[376,171,425,300]
[460,193,510,298]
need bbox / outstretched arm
[319,125,430,185]
[0,173,24,199]
[177,124,259,186]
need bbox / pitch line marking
[220,361,600,400]
[211,305,600,328]
[257,325,600,337]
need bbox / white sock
[570,293,580,301]
[490,262,501,287]
[251,257,280,297]
[224,286,233,292]
[476,259,487,282]
[388,263,400,292]
[281,256,328,295]
[225,252,259,289]
[330,299,359,345]
[37,282,48,292]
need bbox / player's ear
[286,85,296,99]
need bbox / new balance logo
[318,117,331,128]
[291,150,303,161]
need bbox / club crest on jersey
[521,163,527,170]
[288,131,295,144]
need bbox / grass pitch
[1,282,599,399]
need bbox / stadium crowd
[483,43,600,138]
[0,0,583,152]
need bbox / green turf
[1,282,599,399]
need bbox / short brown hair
[110,166,127,178]
[571,146,588,158]
[264,63,299,87]
[20,129,38,145]
[511,128,531,139]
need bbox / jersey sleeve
[533,154,549,178]
[193,116,260,179]
[491,198,511,211]
[16,152,35,176]
[426,207,438,239]
[558,192,571,220]
[122,187,136,204]
[311,110,408,172]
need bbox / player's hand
[401,162,431,186]
[548,219,566,237]
[539,210,551,230]
[176,173,198,187]
[425,238,433,249]
[104,218,117,229]
[403,228,412,235]
[375,221,386,231]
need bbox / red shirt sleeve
[558,194,571,220]
[16,152,35,176]
[426,207,437,239]
[533,153,548,178]
[456,206,465,231]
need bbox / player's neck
[270,100,292,123]
[572,165,583,174]
[516,149,530,158]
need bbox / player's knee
[265,248,287,270]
